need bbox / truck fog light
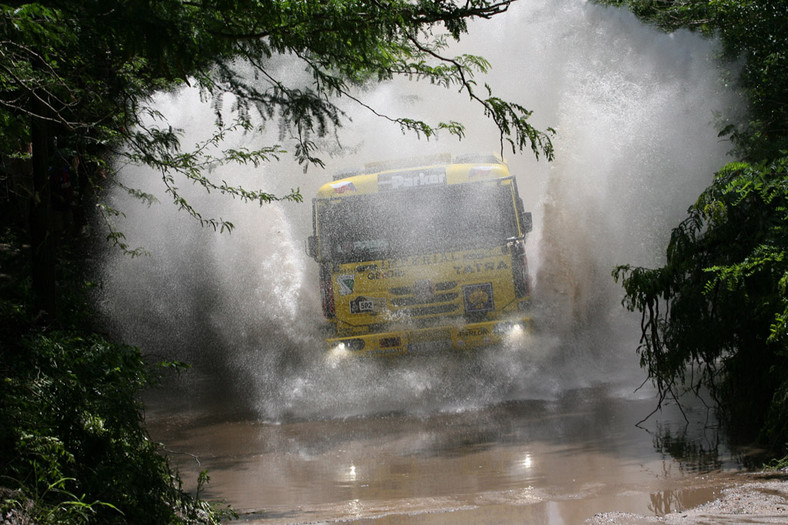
[509,324,524,337]
[328,339,365,362]
[327,342,350,364]
[494,322,526,341]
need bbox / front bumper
[326,316,532,358]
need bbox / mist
[96,0,741,421]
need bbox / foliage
[614,157,788,444]
[603,0,788,450]
[0,0,554,244]
[0,240,234,524]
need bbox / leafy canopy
[602,0,788,449]
[1,0,554,241]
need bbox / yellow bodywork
[316,156,511,198]
[311,154,532,357]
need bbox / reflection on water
[648,486,722,516]
[652,425,727,474]
[146,385,745,524]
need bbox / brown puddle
[147,387,747,523]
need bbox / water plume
[97,0,741,421]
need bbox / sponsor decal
[378,250,503,270]
[330,180,357,193]
[463,283,494,313]
[350,296,385,314]
[453,261,509,275]
[457,327,491,338]
[468,166,496,179]
[367,269,406,280]
[378,168,446,191]
[337,274,355,295]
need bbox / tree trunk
[29,96,57,321]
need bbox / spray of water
[97,0,740,421]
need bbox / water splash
[97,0,741,421]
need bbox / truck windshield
[317,180,519,263]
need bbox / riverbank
[590,472,788,524]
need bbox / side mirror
[306,236,319,260]
[521,211,533,235]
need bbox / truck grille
[388,281,460,318]
[408,304,459,317]
[389,281,457,296]
[389,292,458,307]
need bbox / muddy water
[146,380,743,524]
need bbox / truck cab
[307,154,533,357]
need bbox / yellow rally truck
[306,154,533,357]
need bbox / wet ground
[146,378,754,524]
